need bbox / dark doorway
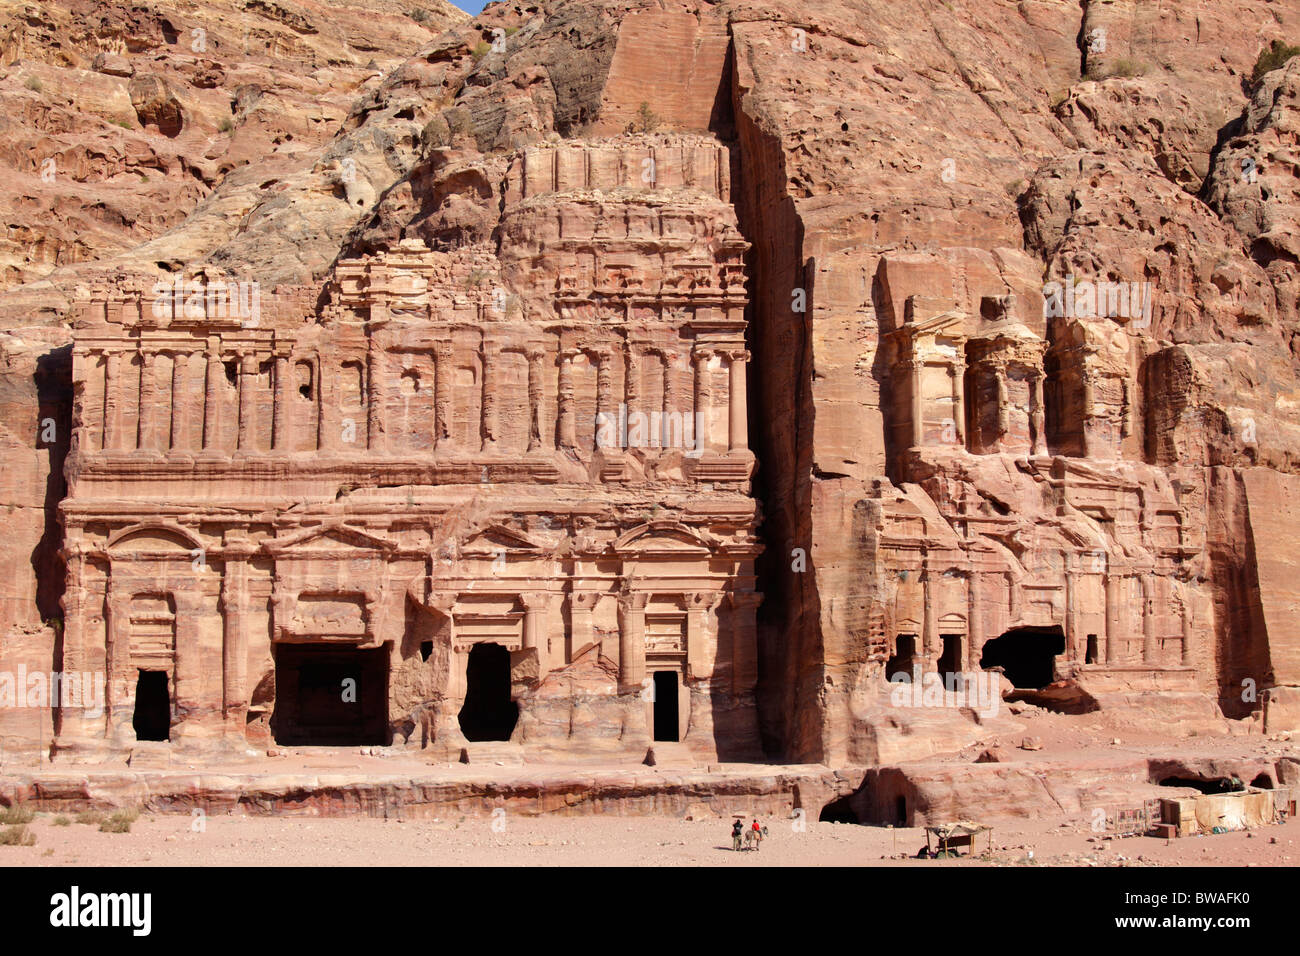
[937,634,962,686]
[458,642,517,742]
[979,626,1065,689]
[1085,633,1098,665]
[1251,774,1273,789]
[132,669,171,741]
[272,643,389,746]
[886,634,917,681]
[652,671,679,742]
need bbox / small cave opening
[979,626,1065,689]
[1250,774,1273,789]
[419,640,433,662]
[132,670,171,742]
[458,642,518,742]
[1159,776,1244,794]
[819,794,859,824]
[886,634,917,681]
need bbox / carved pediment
[460,524,545,556]
[614,521,714,556]
[107,523,202,554]
[266,523,397,556]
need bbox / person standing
[732,819,744,851]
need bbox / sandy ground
[0,810,1294,867]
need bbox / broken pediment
[106,523,202,555]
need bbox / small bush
[0,806,34,825]
[99,808,140,834]
[409,7,429,23]
[219,117,235,133]
[52,816,71,827]
[470,40,491,62]
[75,810,105,825]
[24,77,42,93]
[1253,40,1300,84]
[0,826,35,847]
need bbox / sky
[452,0,490,14]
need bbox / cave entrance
[886,634,918,681]
[132,669,171,742]
[458,642,518,742]
[937,634,963,686]
[979,626,1065,689]
[272,643,388,746]
[652,670,679,742]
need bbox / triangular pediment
[461,524,544,555]
[267,524,396,555]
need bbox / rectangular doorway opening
[1085,633,1099,664]
[132,669,171,742]
[938,633,963,687]
[652,671,679,742]
[271,643,389,746]
[886,634,917,681]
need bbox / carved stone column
[568,591,599,662]
[557,349,578,451]
[104,571,131,739]
[967,569,983,672]
[726,349,750,454]
[1181,588,1193,665]
[237,351,257,451]
[479,340,498,452]
[56,550,102,741]
[520,591,553,675]
[624,343,639,417]
[526,347,547,453]
[1104,569,1121,663]
[1030,370,1048,456]
[367,338,386,453]
[617,590,649,693]
[103,350,122,452]
[170,351,192,453]
[909,358,925,448]
[995,364,1010,439]
[434,342,453,453]
[595,351,614,449]
[692,348,713,452]
[661,351,678,448]
[950,359,966,447]
[922,561,939,660]
[137,350,156,451]
[1142,573,1158,664]
[684,591,717,680]
[272,352,290,452]
[220,549,250,734]
[171,588,205,736]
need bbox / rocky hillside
[0,0,465,293]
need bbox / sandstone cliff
[4,0,1300,764]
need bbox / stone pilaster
[726,348,750,454]
[617,590,649,693]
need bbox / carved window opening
[652,670,679,742]
[1085,633,1099,665]
[295,361,314,400]
[341,360,366,409]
